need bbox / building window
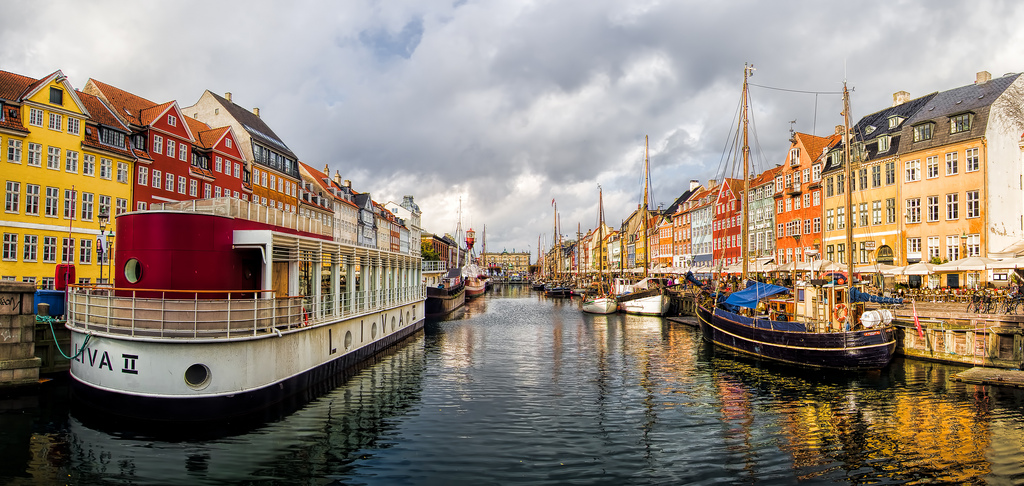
[100,158,112,179]
[967,234,980,257]
[2,233,16,261]
[138,166,149,186]
[215,156,223,173]
[860,202,868,227]
[907,237,921,255]
[234,163,240,178]
[152,169,162,189]
[789,147,800,165]
[80,238,92,264]
[826,209,834,231]
[913,123,933,142]
[906,198,921,224]
[858,168,867,191]
[47,146,60,169]
[80,192,93,221]
[168,114,176,126]
[966,190,980,218]
[946,193,959,220]
[137,201,147,211]
[214,186,221,198]
[812,164,821,182]
[44,187,59,217]
[945,152,958,175]
[836,173,845,194]
[178,176,186,194]
[67,117,80,135]
[63,189,76,219]
[153,135,163,154]
[179,143,188,161]
[928,236,940,260]
[837,207,845,229]
[82,154,94,176]
[946,236,961,261]
[48,112,62,131]
[98,195,111,220]
[885,161,896,185]
[49,87,63,105]
[166,173,174,191]
[65,150,78,173]
[927,196,939,222]
[872,200,881,225]
[62,237,75,263]
[877,135,889,152]
[23,235,37,262]
[189,179,198,197]
[813,217,821,233]
[7,139,22,163]
[905,160,920,182]
[116,198,127,215]
[25,184,39,215]
[926,156,939,179]
[204,183,211,199]
[117,162,129,183]
[950,113,972,134]
[167,139,176,157]
[28,108,44,127]
[871,165,881,187]
[966,148,979,172]
[42,236,57,263]
[5,181,19,213]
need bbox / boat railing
[149,197,332,239]
[422,260,447,273]
[66,283,425,340]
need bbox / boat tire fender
[834,303,848,323]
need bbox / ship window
[392,316,396,331]
[371,322,377,338]
[184,363,211,389]
[344,330,353,349]
[124,258,143,283]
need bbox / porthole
[391,316,396,331]
[124,258,143,283]
[344,330,353,349]
[371,322,377,338]
[184,363,211,389]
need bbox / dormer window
[888,116,903,129]
[864,125,876,135]
[913,122,934,142]
[877,135,890,152]
[950,113,973,134]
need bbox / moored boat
[613,277,670,316]
[695,65,900,371]
[65,198,425,420]
[426,267,466,315]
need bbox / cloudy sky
[4,0,1024,259]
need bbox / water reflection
[6,289,1024,483]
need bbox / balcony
[786,182,802,195]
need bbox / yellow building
[1,69,135,288]
[481,250,531,275]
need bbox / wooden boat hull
[696,304,895,370]
[544,287,572,298]
[582,296,617,314]
[426,285,466,315]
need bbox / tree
[421,241,440,261]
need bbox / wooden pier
[951,367,1024,388]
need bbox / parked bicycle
[966,290,995,314]
[1001,285,1022,315]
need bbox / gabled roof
[184,116,214,148]
[751,165,782,188]
[203,90,297,159]
[852,92,937,162]
[77,90,129,131]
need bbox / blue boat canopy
[723,280,790,309]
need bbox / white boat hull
[582,296,618,314]
[619,294,670,316]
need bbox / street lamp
[97,207,109,284]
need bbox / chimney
[334,170,342,185]
[323,164,329,175]
[344,179,351,188]
[253,107,260,117]
[689,180,700,192]
[892,91,910,106]
[707,179,717,189]
[225,92,232,102]
[976,71,992,84]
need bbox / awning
[723,281,790,309]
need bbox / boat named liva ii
[65,197,425,420]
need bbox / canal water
[3,284,1024,484]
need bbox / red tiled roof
[85,78,157,126]
[76,90,128,130]
[0,70,36,101]
[184,116,214,148]
[139,100,175,126]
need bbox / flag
[551,198,556,207]
[912,300,924,337]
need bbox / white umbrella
[901,262,936,275]
[879,265,906,276]
[987,256,1024,269]
[934,256,999,272]
[776,261,796,272]
[855,263,899,274]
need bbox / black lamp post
[97,207,109,284]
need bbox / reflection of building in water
[58,337,426,484]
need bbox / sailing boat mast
[741,64,752,281]
[842,81,854,298]
[598,185,605,276]
[642,135,650,278]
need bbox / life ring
[834,303,848,323]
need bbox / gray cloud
[4,0,1024,259]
